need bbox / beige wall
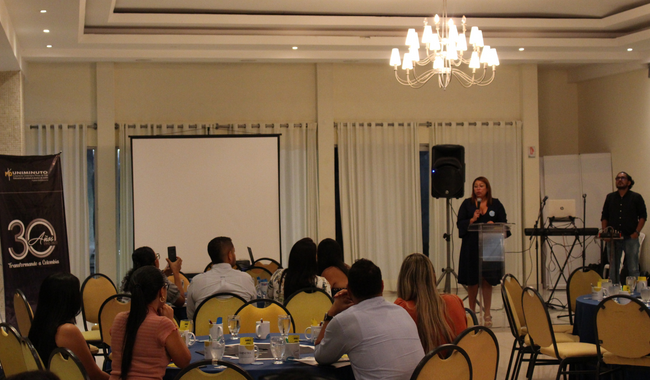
[23,63,96,125]
[0,71,23,154]
[538,69,579,156]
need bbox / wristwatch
[324,312,334,322]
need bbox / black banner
[0,154,70,327]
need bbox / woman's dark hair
[121,246,157,292]
[281,238,319,300]
[121,266,165,378]
[317,238,348,276]
[28,273,81,362]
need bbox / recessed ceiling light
[46,45,52,48]
[519,48,525,51]
[627,48,633,51]
[40,10,46,13]
[292,46,298,50]
[43,29,50,33]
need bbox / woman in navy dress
[457,176,509,327]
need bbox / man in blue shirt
[314,259,424,380]
[601,171,647,283]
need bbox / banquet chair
[566,266,602,325]
[0,323,43,376]
[194,293,247,336]
[595,295,650,377]
[167,272,191,294]
[465,308,478,327]
[284,288,333,332]
[235,299,294,334]
[521,286,599,380]
[49,347,90,380]
[410,344,472,380]
[80,273,117,348]
[98,293,131,359]
[14,289,34,336]
[245,266,273,286]
[453,326,499,380]
[252,258,281,274]
[173,359,253,380]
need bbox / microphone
[477,197,482,212]
[583,193,587,199]
[542,195,548,203]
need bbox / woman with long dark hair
[268,238,331,303]
[395,253,466,353]
[29,273,108,380]
[457,176,509,327]
[109,266,190,380]
[317,238,348,297]
[120,246,185,307]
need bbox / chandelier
[390,0,499,89]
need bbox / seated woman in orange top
[395,253,467,353]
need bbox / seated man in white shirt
[186,236,257,320]
[314,259,424,380]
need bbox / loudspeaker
[431,144,465,198]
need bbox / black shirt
[601,189,647,237]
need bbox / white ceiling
[2,0,650,71]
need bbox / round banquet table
[163,333,354,380]
[572,294,650,380]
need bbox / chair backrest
[173,359,254,380]
[410,344,472,380]
[567,266,602,324]
[235,299,295,334]
[521,287,557,351]
[81,273,117,330]
[194,293,247,335]
[14,289,34,336]
[252,258,281,274]
[595,295,650,358]
[501,282,523,341]
[245,266,273,286]
[453,326,499,380]
[0,323,42,376]
[464,308,478,327]
[168,272,191,294]
[98,294,131,348]
[502,274,525,336]
[49,347,90,380]
[284,288,333,332]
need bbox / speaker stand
[437,199,461,293]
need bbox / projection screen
[131,135,281,273]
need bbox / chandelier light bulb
[480,45,491,63]
[434,14,440,25]
[447,42,458,60]
[409,46,420,62]
[390,48,402,67]
[402,53,414,70]
[433,56,444,70]
[406,29,419,48]
[431,34,441,51]
[422,25,434,45]
[457,32,467,51]
[469,27,479,45]
[469,51,480,68]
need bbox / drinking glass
[270,336,285,364]
[641,288,650,304]
[626,276,637,294]
[227,315,241,340]
[637,281,648,293]
[278,314,291,337]
[212,337,225,361]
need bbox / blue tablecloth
[163,333,354,380]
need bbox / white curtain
[117,123,206,281]
[337,121,422,291]
[25,124,94,281]
[429,121,523,285]
[224,123,319,264]
[117,123,318,274]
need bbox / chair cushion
[81,330,101,342]
[539,342,598,359]
[603,352,650,367]
[552,324,573,333]
[524,332,579,346]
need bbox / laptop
[545,199,576,220]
